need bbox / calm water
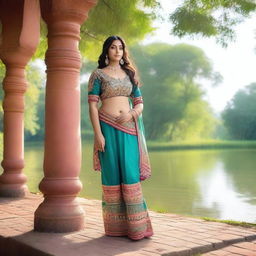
[24,141,256,223]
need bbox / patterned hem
[105,232,128,237]
[128,230,154,240]
[105,230,154,240]
[102,182,154,240]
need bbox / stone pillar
[34,0,97,232]
[0,0,41,197]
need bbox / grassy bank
[202,217,256,229]
[146,139,256,151]
[25,131,256,151]
[80,130,256,151]
[154,207,256,228]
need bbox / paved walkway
[0,192,256,256]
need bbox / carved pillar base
[0,158,28,197]
[34,198,84,232]
[34,177,85,232]
[0,184,28,197]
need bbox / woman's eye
[110,46,123,50]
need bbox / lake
[24,141,256,223]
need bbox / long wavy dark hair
[97,35,140,86]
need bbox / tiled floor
[0,192,256,256]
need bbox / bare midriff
[99,96,131,117]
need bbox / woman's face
[107,40,124,62]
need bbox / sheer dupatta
[128,98,151,181]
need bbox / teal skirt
[94,110,153,240]
[99,119,140,185]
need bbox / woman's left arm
[116,84,144,123]
[129,84,144,120]
[129,103,143,120]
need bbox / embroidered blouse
[87,68,143,106]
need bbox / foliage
[222,82,256,140]
[24,62,44,136]
[24,61,46,141]
[170,0,256,46]
[25,87,45,141]
[171,100,218,140]
[0,60,45,142]
[32,20,48,59]
[33,0,161,60]
[79,0,160,60]
[129,42,221,140]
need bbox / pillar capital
[40,0,97,25]
[0,0,41,63]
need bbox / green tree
[24,62,44,137]
[35,0,161,60]
[25,87,45,141]
[169,0,256,46]
[0,61,45,141]
[172,100,218,141]
[222,82,256,140]
[24,61,46,141]
[129,42,221,140]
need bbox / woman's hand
[115,112,133,124]
[95,133,105,152]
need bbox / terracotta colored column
[34,0,97,232]
[0,0,40,197]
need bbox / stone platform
[0,193,256,256]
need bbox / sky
[141,0,256,114]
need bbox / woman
[87,35,153,240]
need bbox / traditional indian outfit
[87,68,153,240]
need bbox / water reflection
[23,141,256,223]
[196,161,256,222]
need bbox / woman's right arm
[87,71,105,152]
[88,102,105,152]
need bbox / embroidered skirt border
[102,182,153,240]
